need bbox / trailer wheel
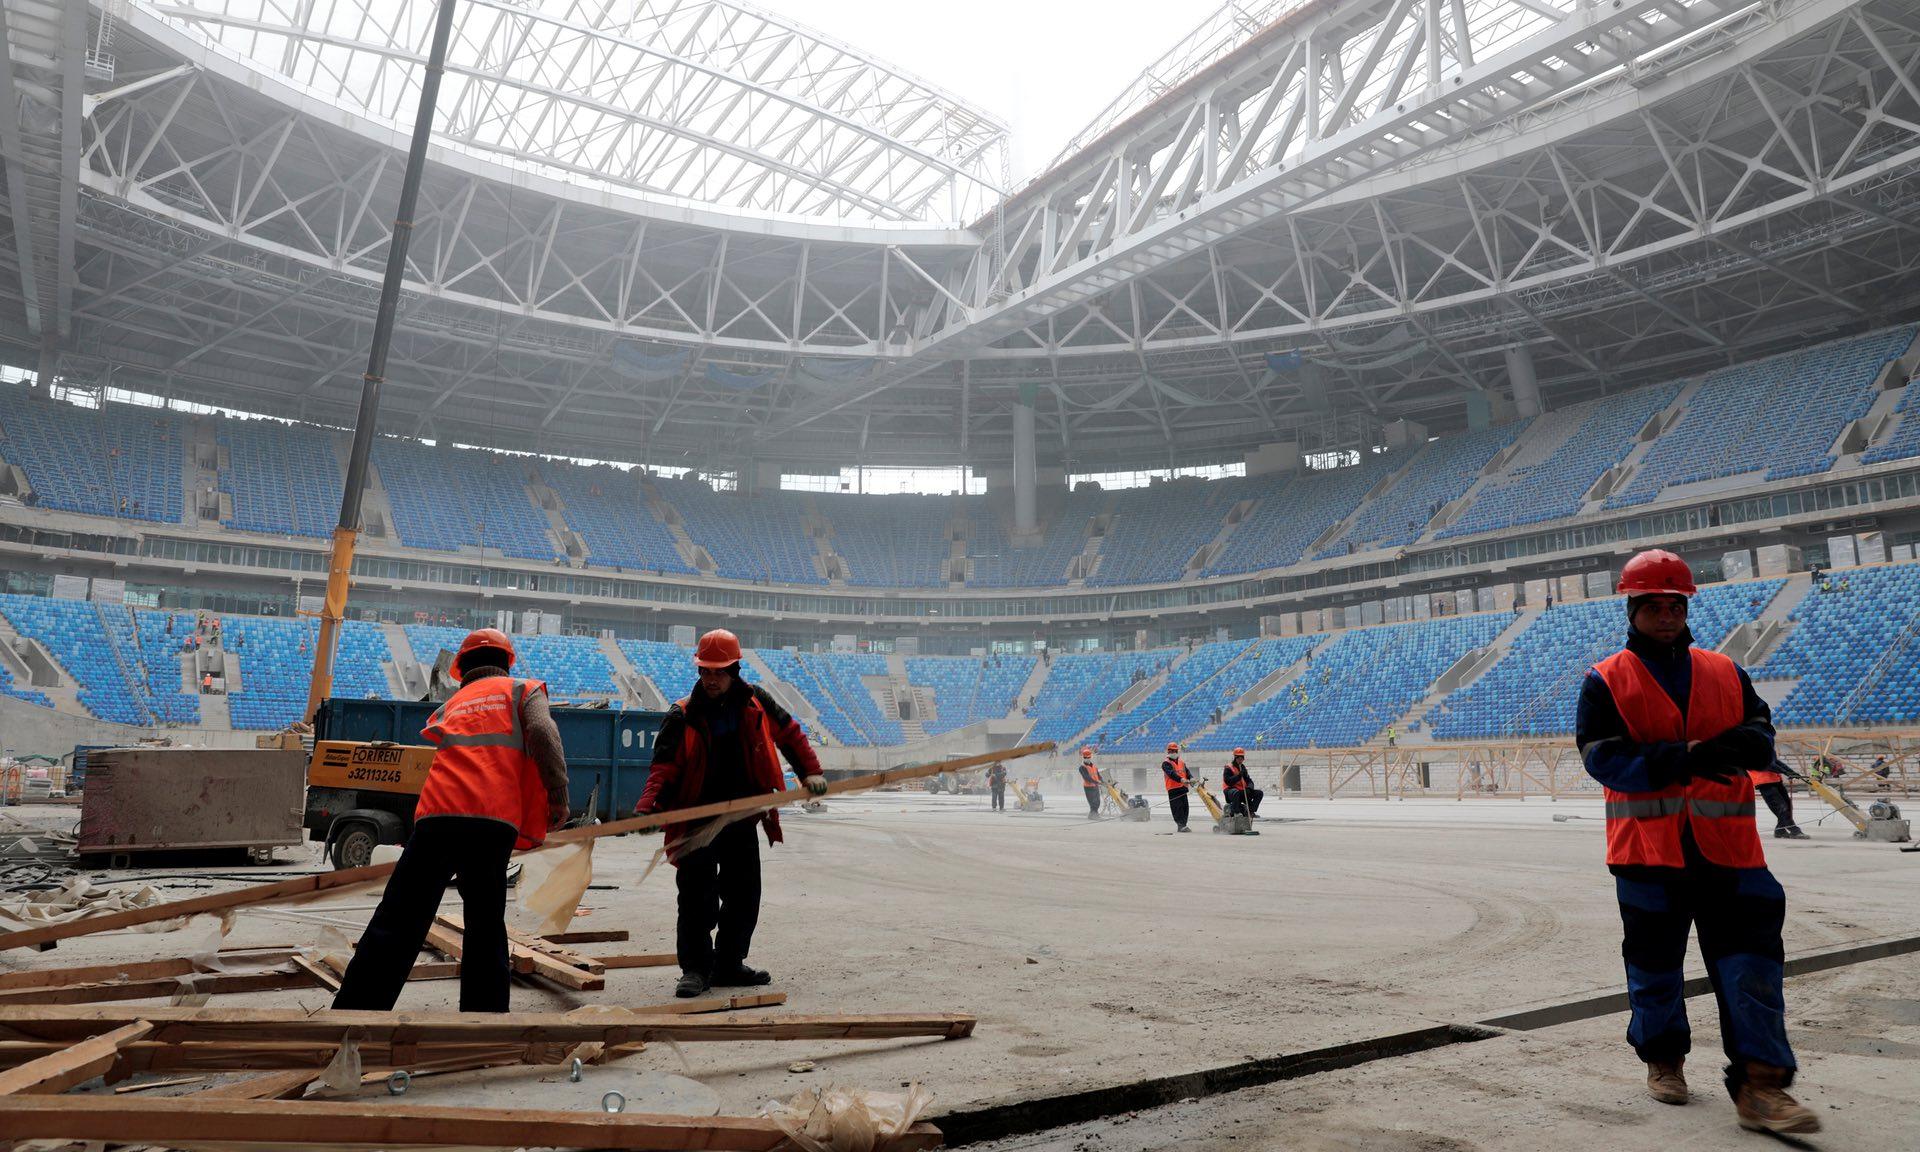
[329,820,380,870]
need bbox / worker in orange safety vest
[1575,550,1816,1135]
[1078,747,1103,819]
[1161,743,1193,832]
[333,628,568,1013]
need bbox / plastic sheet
[763,1085,934,1152]
[517,840,593,937]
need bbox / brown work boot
[1646,1060,1689,1105]
[1733,1063,1820,1134]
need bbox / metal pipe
[306,0,460,722]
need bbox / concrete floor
[3,788,1915,1148]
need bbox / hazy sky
[764,0,1189,180]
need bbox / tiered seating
[1098,638,1252,751]
[621,639,697,701]
[751,649,898,744]
[1086,483,1232,587]
[333,622,394,700]
[967,490,1102,587]
[906,654,1035,735]
[129,608,199,725]
[219,419,342,538]
[1023,650,1172,747]
[1609,327,1914,507]
[1183,636,1319,751]
[224,616,391,729]
[664,481,821,585]
[373,440,556,561]
[1756,564,1920,726]
[0,594,147,725]
[1204,459,1395,576]
[1862,380,1920,466]
[1210,614,1509,749]
[0,388,183,522]
[1440,382,1682,539]
[0,654,50,709]
[539,461,694,575]
[828,495,953,588]
[504,634,619,703]
[1427,580,1785,739]
[1326,422,1526,556]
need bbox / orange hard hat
[1617,549,1696,598]
[1233,747,1246,757]
[455,627,514,676]
[694,628,743,668]
[1166,742,1180,753]
[1081,747,1094,757]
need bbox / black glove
[1684,743,1742,786]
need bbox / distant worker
[333,628,567,1013]
[1223,749,1263,819]
[1161,742,1193,833]
[987,761,1008,811]
[633,629,828,1000]
[200,671,212,694]
[1575,550,1816,1134]
[1385,724,1397,747]
[1753,759,1807,840]
[1078,748,1103,819]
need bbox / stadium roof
[6,0,1920,474]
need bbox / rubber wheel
[329,822,379,870]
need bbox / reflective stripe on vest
[416,676,551,851]
[1592,647,1765,869]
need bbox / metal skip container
[78,748,306,861]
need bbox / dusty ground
[1,788,1914,1147]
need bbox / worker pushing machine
[1752,758,1808,839]
[333,628,568,1013]
[988,761,1008,811]
[1575,550,1817,1135]
[1078,748,1103,819]
[634,629,829,1000]
[1223,748,1262,819]
[1162,742,1193,832]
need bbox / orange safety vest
[1080,759,1102,786]
[416,676,552,850]
[1224,762,1249,792]
[1163,757,1191,792]
[1749,766,1782,786]
[1592,648,1764,869]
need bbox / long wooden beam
[436,914,602,991]
[0,950,303,992]
[0,960,461,1007]
[0,1021,152,1095]
[0,742,1052,953]
[0,1096,946,1150]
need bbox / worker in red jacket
[635,629,828,999]
[1575,550,1816,1135]
[1161,743,1192,832]
[1078,747,1103,819]
[1223,748,1262,818]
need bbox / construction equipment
[1098,777,1150,822]
[1803,773,1910,843]
[1009,777,1045,812]
[1191,779,1255,835]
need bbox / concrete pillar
[1013,382,1038,536]
[1505,345,1543,419]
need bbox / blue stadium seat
[224,616,392,730]
[1024,650,1173,748]
[0,594,151,724]
[752,649,897,745]
[374,441,557,561]
[1084,483,1236,587]
[663,482,822,585]
[1322,421,1526,556]
[539,461,695,575]
[0,387,183,523]
[1753,563,1920,726]
[1204,458,1397,576]
[829,495,954,588]
[219,420,343,538]
[906,654,1035,735]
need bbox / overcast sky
[764,0,1189,180]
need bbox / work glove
[804,775,829,796]
[1683,742,1742,786]
[547,797,570,827]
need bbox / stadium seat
[539,461,695,575]
[374,441,558,561]
[1204,458,1398,577]
[0,386,184,523]
[1753,563,1920,727]
[1321,422,1526,556]
[219,419,344,538]
[906,654,1035,735]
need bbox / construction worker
[1753,758,1807,839]
[634,629,828,999]
[1161,742,1192,832]
[333,628,567,1013]
[1223,748,1262,818]
[987,761,1008,811]
[1078,748,1103,818]
[1575,550,1816,1134]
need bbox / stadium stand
[373,440,557,561]
[1182,636,1321,752]
[1024,649,1172,747]
[539,461,694,575]
[1755,563,1920,727]
[664,481,821,584]
[1608,327,1916,507]
[967,489,1102,587]
[0,388,184,523]
[1325,421,1526,556]
[504,634,620,703]
[827,495,953,587]
[1426,579,1786,740]
[219,419,343,539]
[125,607,199,725]
[752,649,899,744]
[1439,382,1683,539]
[906,654,1035,735]
[1210,614,1509,749]
[223,616,392,730]
[0,655,50,709]
[1086,482,1233,586]
[0,594,150,724]
[1204,458,1397,576]
[1098,637,1252,751]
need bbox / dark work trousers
[1616,865,1796,1084]
[676,818,763,977]
[990,782,1006,810]
[1167,788,1189,829]
[1083,785,1102,816]
[1756,782,1799,832]
[1227,787,1264,818]
[333,816,517,1013]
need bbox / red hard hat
[694,628,743,669]
[1081,747,1094,757]
[1617,549,1696,597]
[1166,742,1180,753]
[1233,747,1246,757]
[454,627,514,676]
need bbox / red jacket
[636,682,821,858]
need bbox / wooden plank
[594,953,677,970]
[0,742,1054,952]
[113,1075,207,1094]
[507,926,605,974]
[0,967,316,1007]
[542,930,628,945]
[195,1069,316,1101]
[0,1096,947,1151]
[0,950,302,992]
[0,1005,977,1047]
[437,915,604,992]
[0,1020,153,1095]
[289,955,341,994]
